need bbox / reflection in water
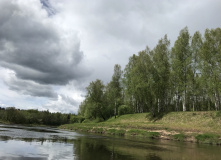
[0,124,221,160]
[0,140,74,160]
[73,137,134,160]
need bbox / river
[0,124,220,160]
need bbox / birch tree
[171,27,191,111]
[152,35,170,112]
[190,31,203,111]
[199,28,221,110]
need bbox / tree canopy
[78,27,221,120]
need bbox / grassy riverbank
[60,111,221,145]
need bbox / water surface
[0,124,220,160]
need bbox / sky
[0,0,220,113]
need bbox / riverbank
[59,111,221,145]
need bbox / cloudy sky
[0,0,220,113]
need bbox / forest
[78,27,221,121]
[0,107,71,125]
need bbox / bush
[215,111,221,117]
[70,115,85,123]
[82,119,91,123]
[92,127,103,133]
[173,134,186,141]
[195,133,219,144]
[118,105,132,116]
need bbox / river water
[0,124,220,160]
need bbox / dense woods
[79,27,221,120]
[0,107,71,125]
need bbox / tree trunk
[151,99,155,117]
[214,92,219,111]
[114,100,117,119]
[182,91,186,111]
[195,95,198,111]
[175,92,180,111]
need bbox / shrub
[70,115,85,123]
[82,119,91,123]
[173,134,186,141]
[215,111,221,117]
[118,105,132,116]
[92,128,103,133]
[147,132,160,138]
[195,133,219,144]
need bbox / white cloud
[43,95,78,113]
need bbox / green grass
[60,111,221,145]
[146,132,160,138]
[106,129,126,135]
[173,134,186,141]
[126,129,148,136]
[125,129,159,138]
[92,127,103,133]
[195,133,221,144]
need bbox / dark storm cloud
[0,0,87,85]
[5,75,58,99]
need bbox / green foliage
[70,115,85,123]
[171,27,192,112]
[147,132,160,138]
[78,27,221,122]
[199,28,221,111]
[78,65,124,120]
[126,129,147,136]
[0,107,69,125]
[123,49,157,114]
[215,111,221,117]
[82,119,91,123]
[5,107,26,124]
[195,133,220,144]
[114,129,126,135]
[106,129,126,135]
[105,64,123,118]
[118,105,132,116]
[92,127,103,133]
[78,79,112,121]
[173,134,186,141]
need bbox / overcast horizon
[0,0,220,113]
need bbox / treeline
[0,107,71,125]
[78,27,221,120]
